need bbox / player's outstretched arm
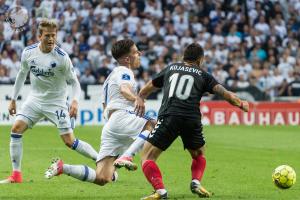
[9,50,30,116]
[120,83,139,102]
[138,80,158,100]
[9,73,27,115]
[134,80,160,117]
[213,84,249,112]
[69,78,81,118]
[69,99,78,118]
[120,83,145,116]
[8,100,17,116]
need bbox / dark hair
[111,39,135,60]
[183,43,204,62]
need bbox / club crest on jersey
[50,61,57,68]
[122,73,130,80]
[30,66,55,77]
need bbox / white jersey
[13,43,80,105]
[102,66,137,114]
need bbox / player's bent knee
[11,126,21,134]
[61,134,76,148]
[11,122,26,134]
[64,140,74,148]
[189,147,205,159]
[141,142,161,162]
[150,119,157,128]
[143,120,156,131]
[94,176,110,186]
[62,138,74,148]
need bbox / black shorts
[147,115,205,151]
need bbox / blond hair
[38,18,58,35]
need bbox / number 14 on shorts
[55,110,66,120]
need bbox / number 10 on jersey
[168,73,194,100]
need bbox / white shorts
[96,110,150,162]
[16,99,72,134]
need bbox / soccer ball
[272,165,296,189]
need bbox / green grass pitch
[0,125,299,200]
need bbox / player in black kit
[136,43,249,200]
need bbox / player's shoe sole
[141,191,168,200]
[190,182,212,198]
[114,157,137,171]
[45,158,64,179]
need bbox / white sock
[71,139,98,160]
[192,179,200,185]
[63,164,96,182]
[157,189,167,195]
[10,133,23,171]
[122,130,150,157]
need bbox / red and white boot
[114,156,137,171]
[0,171,23,184]
[45,158,64,179]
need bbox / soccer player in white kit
[45,39,155,186]
[0,19,98,184]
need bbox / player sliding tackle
[45,39,155,186]
[0,19,98,184]
[134,43,249,199]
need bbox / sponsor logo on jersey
[30,66,55,77]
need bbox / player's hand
[134,96,145,117]
[228,91,238,99]
[69,100,78,118]
[240,100,249,112]
[8,100,16,116]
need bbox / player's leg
[44,157,94,181]
[94,156,116,186]
[141,117,179,200]
[119,119,155,157]
[140,142,167,200]
[45,156,117,186]
[60,131,98,160]
[0,101,41,184]
[114,118,156,171]
[189,146,206,183]
[188,146,211,197]
[180,119,211,197]
[0,120,27,184]
[43,105,98,160]
[92,124,122,185]
[45,123,119,185]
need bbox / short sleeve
[101,81,108,104]
[116,68,134,86]
[64,56,77,82]
[152,67,168,88]
[203,71,219,94]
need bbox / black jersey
[152,62,219,119]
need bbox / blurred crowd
[0,0,300,100]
